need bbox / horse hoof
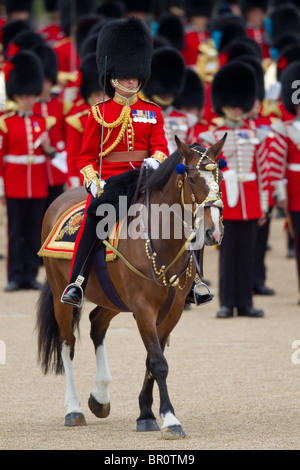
[136,418,160,432]
[88,394,111,418]
[64,412,87,427]
[161,424,187,439]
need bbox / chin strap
[111,78,141,94]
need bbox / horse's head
[174,134,227,246]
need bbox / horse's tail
[36,279,81,375]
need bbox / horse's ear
[175,135,192,158]
[210,133,227,160]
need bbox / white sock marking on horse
[210,206,222,244]
[91,341,112,405]
[61,341,82,415]
[161,411,181,429]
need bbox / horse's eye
[188,177,195,184]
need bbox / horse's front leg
[135,305,186,439]
[88,307,117,419]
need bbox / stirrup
[186,280,214,306]
[60,283,84,308]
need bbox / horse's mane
[98,143,206,215]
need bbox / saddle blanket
[38,201,123,262]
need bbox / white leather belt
[238,172,257,182]
[4,155,46,164]
[288,163,300,172]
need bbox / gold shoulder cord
[92,104,134,157]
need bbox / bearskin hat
[185,0,214,18]
[32,43,58,85]
[277,43,300,80]
[120,0,151,13]
[239,0,268,13]
[5,50,44,101]
[173,68,205,110]
[79,53,102,103]
[7,30,44,57]
[43,0,58,11]
[209,14,247,51]
[96,17,153,98]
[219,36,260,66]
[156,14,184,51]
[75,15,102,57]
[280,60,300,115]
[96,0,126,18]
[58,0,96,37]
[0,19,30,59]
[143,46,186,99]
[211,61,257,115]
[238,55,265,102]
[5,0,33,13]
[80,33,98,58]
[267,4,300,40]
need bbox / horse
[36,134,226,439]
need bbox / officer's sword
[99,55,107,181]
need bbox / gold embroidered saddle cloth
[38,201,123,262]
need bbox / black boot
[185,281,214,306]
[61,283,84,307]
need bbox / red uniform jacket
[182,29,211,66]
[0,111,49,199]
[246,26,270,59]
[271,119,300,212]
[199,120,269,220]
[65,101,90,186]
[33,97,67,186]
[161,106,197,155]
[39,22,65,44]
[77,95,169,180]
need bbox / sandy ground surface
[0,210,299,451]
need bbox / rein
[103,148,223,288]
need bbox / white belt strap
[288,163,300,172]
[4,155,46,164]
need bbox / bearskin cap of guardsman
[5,0,33,14]
[173,68,205,111]
[96,17,153,98]
[211,60,257,116]
[280,61,300,116]
[79,52,103,103]
[143,46,186,100]
[5,50,44,101]
[32,43,58,85]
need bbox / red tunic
[181,29,210,66]
[33,97,67,186]
[0,112,49,199]
[77,95,169,180]
[65,101,90,185]
[199,120,269,220]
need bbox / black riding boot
[61,211,99,308]
[185,279,214,306]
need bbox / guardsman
[181,0,214,67]
[239,0,270,59]
[0,50,53,291]
[61,16,169,307]
[199,61,269,318]
[143,46,197,155]
[270,61,300,305]
[32,42,67,207]
[65,52,107,188]
[38,0,65,45]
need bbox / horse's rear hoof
[64,412,87,427]
[136,418,160,432]
[88,394,111,418]
[161,424,187,439]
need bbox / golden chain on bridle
[145,148,223,290]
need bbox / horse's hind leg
[88,306,117,419]
[54,298,86,426]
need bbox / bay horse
[36,135,226,439]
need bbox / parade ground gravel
[0,212,299,450]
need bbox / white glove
[144,157,160,170]
[90,178,105,198]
